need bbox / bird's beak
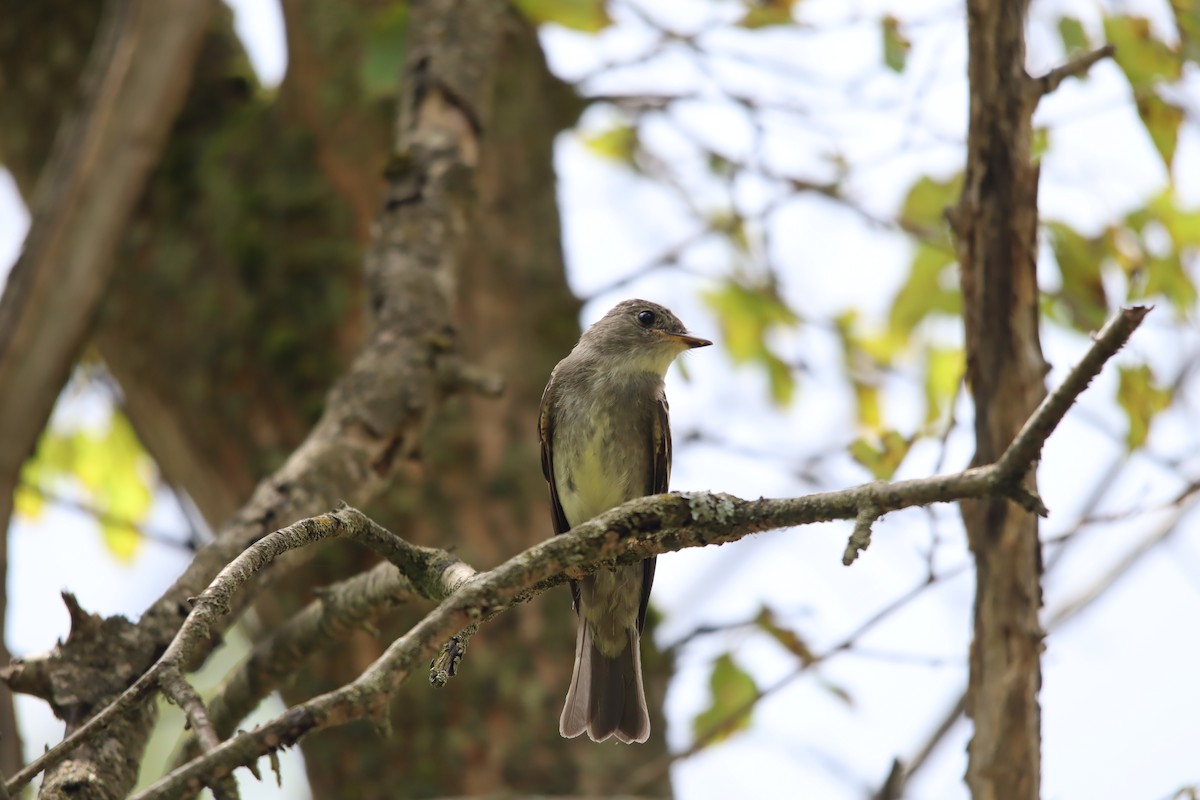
[666,332,713,349]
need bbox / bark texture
[954,1,1047,798]
[0,0,213,778]
[0,0,672,796]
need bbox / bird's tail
[559,622,650,743]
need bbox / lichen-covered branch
[0,2,509,796]
[181,561,420,762]
[0,0,214,780]
[3,305,1146,795]
[43,306,1138,797]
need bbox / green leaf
[360,5,408,99]
[899,173,962,242]
[1148,189,1200,248]
[510,0,611,32]
[882,15,911,72]
[1172,0,1200,63]
[1116,364,1171,449]
[755,608,814,664]
[848,430,912,480]
[1121,196,1200,314]
[702,280,800,405]
[13,483,43,520]
[832,313,893,429]
[1031,127,1050,163]
[739,0,802,29]
[923,346,963,426]
[888,241,960,337]
[1142,252,1198,314]
[581,123,638,166]
[1045,221,1110,330]
[1058,17,1088,54]
[1104,15,1182,90]
[693,654,758,744]
[1136,91,1184,169]
[17,409,155,562]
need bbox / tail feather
[560,625,650,744]
[560,622,591,738]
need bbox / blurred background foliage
[4,0,1199,797]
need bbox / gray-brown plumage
[538,299,710,743]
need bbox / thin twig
[6,307,1149,796]
[1030,44,1116,98]
[159,666,239,799]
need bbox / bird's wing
[638,389,671,632]
[538,377,572,537]
[538,375,580,612]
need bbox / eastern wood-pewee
[538,299,711,743]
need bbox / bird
[538,298,711,743]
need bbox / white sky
[2,0,1199,798]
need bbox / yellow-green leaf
[17,409,155,562]
[103,525,142,562]
[13,483,44,520]
[511,0,611,32]
[1045,221,1110,331]
[1104,15,1182,90]
[888,241,960,337]
[923,346,963,426]
[1173,0,1200,63]
[1148,189,1200,248]
[755,608,815,665]
[1142,253,1198,314]
[899,173,962,239]
[581,123,638,166]
[852,379,882,430]
[739,0,802,29]
[1116,364,1171,449]
[1058,17,1088,54]
[1032,126,1050,163]
[1136,92,1184,169]
[1120,197,1200,314]
[702,280,800,406]
[882,15,911,72]
[832,314,890,429]
[693,654,758,744]
[848,430,912,480]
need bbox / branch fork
[3,307,1149,797]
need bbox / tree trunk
[955,1,1047,798]
[0,1,673,795]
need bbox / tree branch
[15,306,1119,793]
[158,666,239,800]
[0,2,504,795]
[1028,44,1115,99]
[992,305,1151,489]
[178,561,421,762]
[878,459,1195,797]
[0,0,214,779]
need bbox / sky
[2,0,1199,798]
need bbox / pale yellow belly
[555,432,640,528]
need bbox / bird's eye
[636,310,656,327]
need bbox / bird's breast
[558,436,633,526]
[554,407,648,528]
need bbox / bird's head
[578,299,712,375]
